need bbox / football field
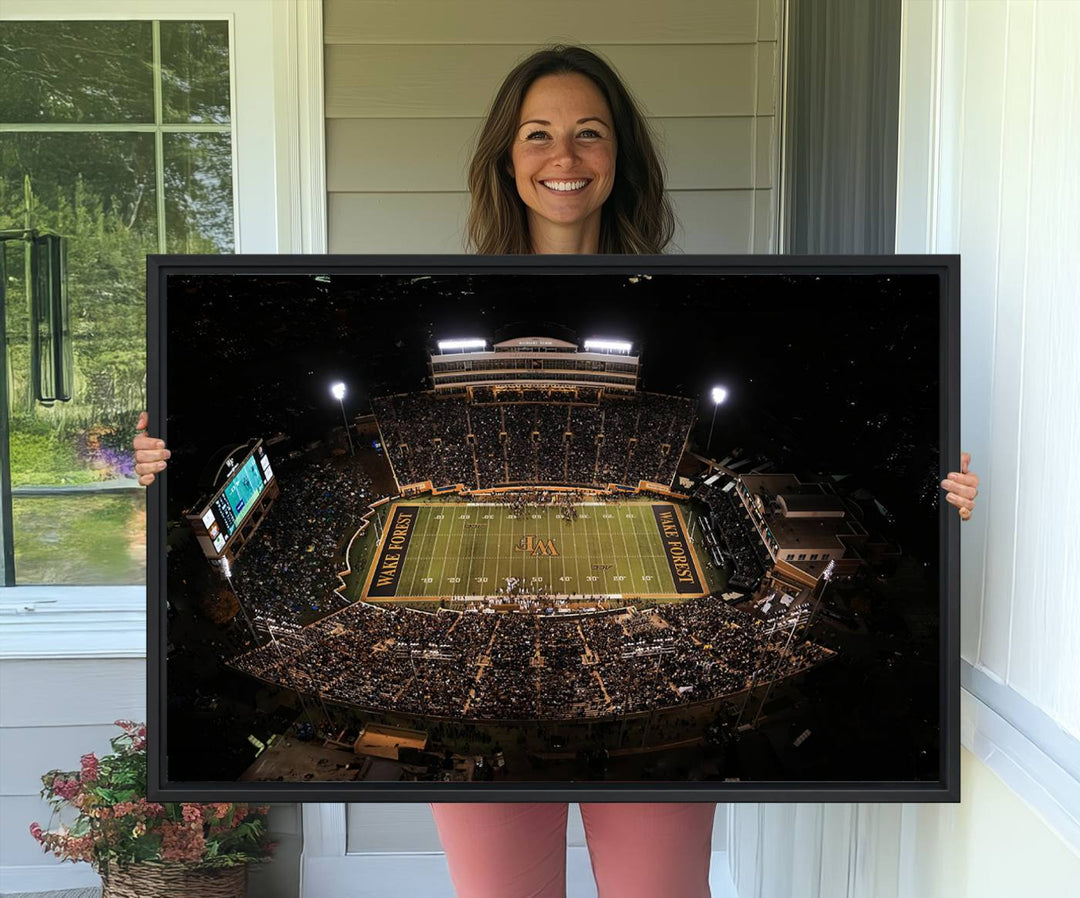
[361,501,706,600]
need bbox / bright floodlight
[331,382,346,400]
[711,386,728,405]
[584,339,633,353]
[437,338,486,352]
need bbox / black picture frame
[147,253,960,803]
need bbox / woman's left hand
[941,452,979,520]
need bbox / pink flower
[209,802,233,820]
[181,804,203,824]
[52,778,80,801]
[29,822,43,842]
[160,821,206,863]
[137,798,166,818]
[80,753,99,782]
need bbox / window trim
[0,0,326,654]
[961,662,1080,853]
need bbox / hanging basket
[100,862,247,898]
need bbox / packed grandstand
[371,387,695,490]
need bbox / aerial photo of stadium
[161,268,944,787]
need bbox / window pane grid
[1,19,234,584]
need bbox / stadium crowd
[230,461,373,625]
[227,597,832,720]
[372,389,694,490]
[695,479,771,592]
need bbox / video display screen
[196,446,274,554]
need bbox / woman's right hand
[133,411,170,486]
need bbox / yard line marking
[422,505,442,595]
[452,504,469,595]
[519,500,529,589]
[570,504,582,598]
[435,504,453,595]
[409,504,437,597]
[587,502,604,594]
[462,507,479,593]
[615,503,639,594]
[608,502,628,595]
[559,506,568,594]
[482,501,493,598]
[638,505,668,592]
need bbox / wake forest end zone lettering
[652,504,704,594]
[365,505,418,597]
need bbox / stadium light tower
[707,385,728,457]
[220,557,261,648]
[808,559,837,630]
[331,382,355,456]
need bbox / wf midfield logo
[514,535,559,557]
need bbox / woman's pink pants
[430,802,716,898]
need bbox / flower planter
[31,721,274,889]
[101,861,247,898]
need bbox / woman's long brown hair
[466,46,675,255]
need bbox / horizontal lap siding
[327,117,769,192]
[324,0,762,45]
[325,45,762,118]
[325,0,781,255]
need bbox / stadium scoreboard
[185,441,280,563]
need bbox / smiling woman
[509,73,617,253]
[466,45,674,255]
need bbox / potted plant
[30,720,275,897]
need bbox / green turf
[361,501,704,599]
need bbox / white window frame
[0,0,326,660]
